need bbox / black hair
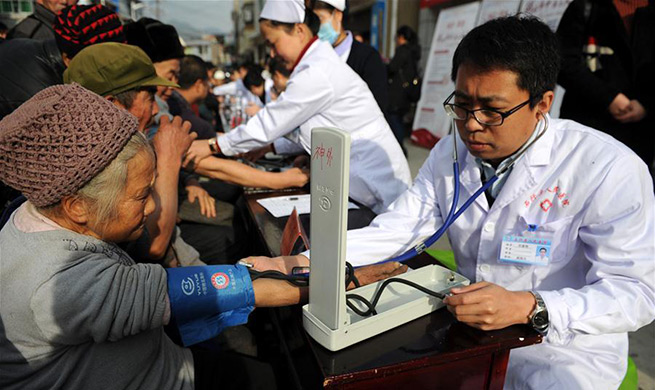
[236,61,253,72]
[0,21,7,32]
[242,65,265,91]
[259,7,321,36]
[396,25,417,45]
[311,0,349,26]
[451,15,560,107]
[269,56,291,78]
[539,247,547,252]
[178,55,209,90]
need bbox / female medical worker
[311,0,390,117]
[184,0,411,214]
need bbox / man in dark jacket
[0,4,125,120]
[7,0,68,40]
[387,25,421,153]
[557,0,654,169]
[0,4,125,208]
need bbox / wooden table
[243,190,541,389]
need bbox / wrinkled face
[89,150,156,243]
[453,64,548,164]
[39,0,67,13]
[154,58,180,101]
[128,90,158,132]
[260,21,306,70]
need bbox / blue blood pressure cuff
[166,265,255,347]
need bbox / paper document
[257,194,359,218]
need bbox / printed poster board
[412,1,481,140]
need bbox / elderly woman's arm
[192,156,309,190]
[145,116,196,259]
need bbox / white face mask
[318,16,340,46]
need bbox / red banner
[420,0,451,9]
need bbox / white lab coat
[217,40,411,213]
[339,116,655,389]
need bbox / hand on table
[281,167,309,188]
[443,282,535,331]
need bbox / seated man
[64,42,198,264]
[247,16,655,389]
[168,55,217,140]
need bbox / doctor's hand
[443,282,535,331]
[183,139,214,168]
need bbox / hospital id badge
[499,235,552,266]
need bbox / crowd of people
[0,0,653,389]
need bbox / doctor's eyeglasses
[443,91,531,126]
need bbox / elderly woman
[0,84,404,389]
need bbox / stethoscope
[373,113,550,266]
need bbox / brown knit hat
[0,84,138,207]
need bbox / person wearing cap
[0,4,126,121]
[64,42,199,264]
[0,4,127,207]
[184,0,411,215]
[0,84,407,389]
[0,84,288,389]
[171,56,310,189]
[126,20,243,262]
[124,17,186,114]
[311,0,390,119]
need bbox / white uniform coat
[217,40,411,213]
[339,116,655,389]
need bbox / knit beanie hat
[54,4,126,58]
[124,17,185,63]
[0,84,138,207]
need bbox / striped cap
[54,4,126,58]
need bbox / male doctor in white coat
[246,15,655,389]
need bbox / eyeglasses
[443,91,531,126]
